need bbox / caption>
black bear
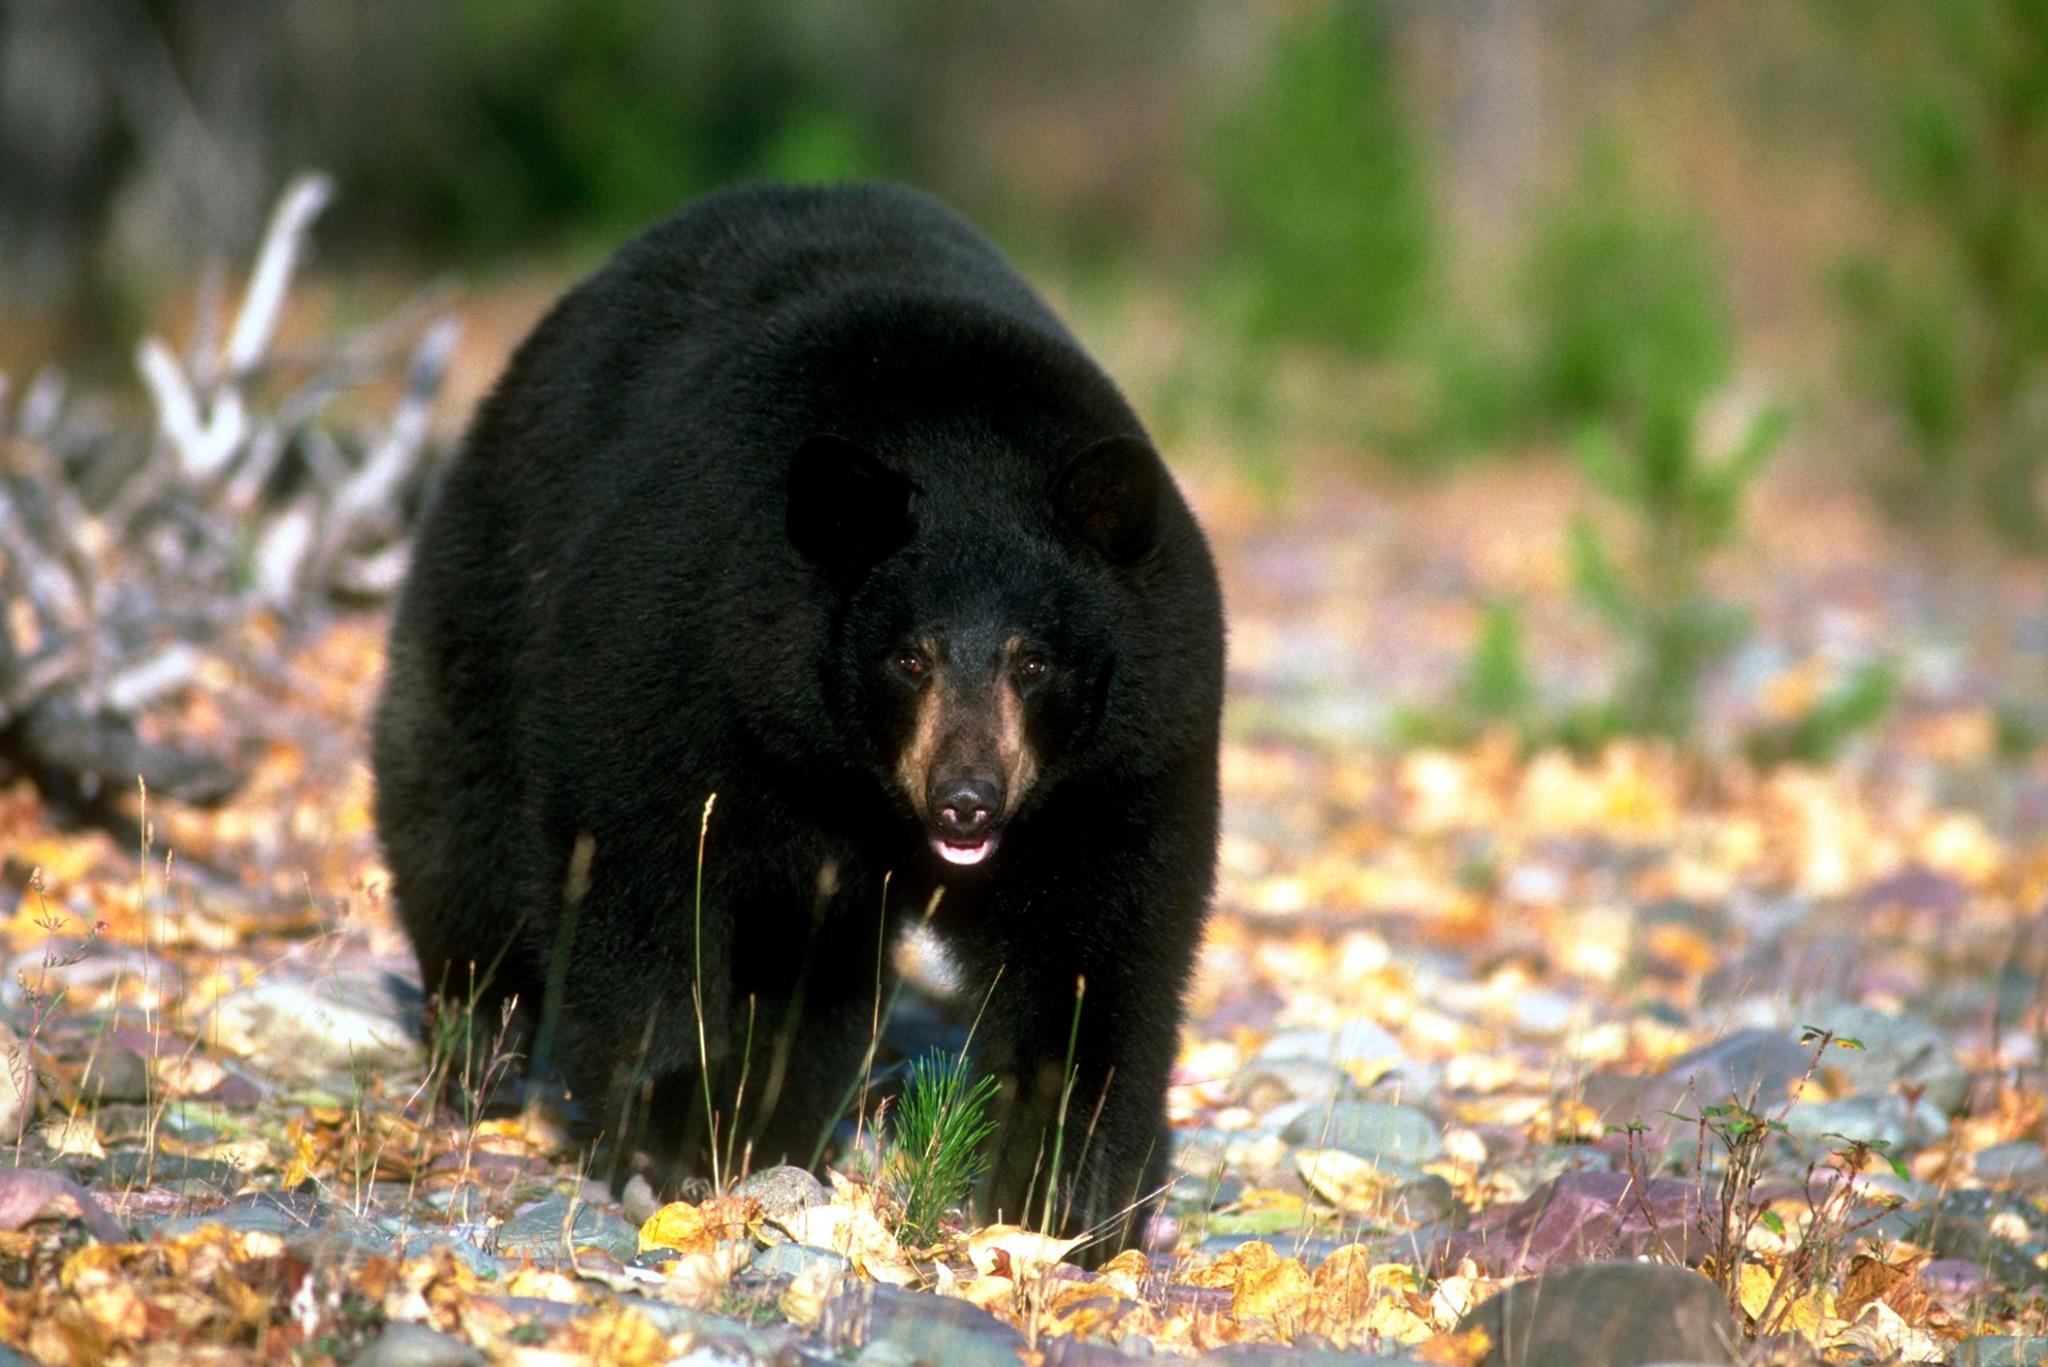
[373,181,1224,1252]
